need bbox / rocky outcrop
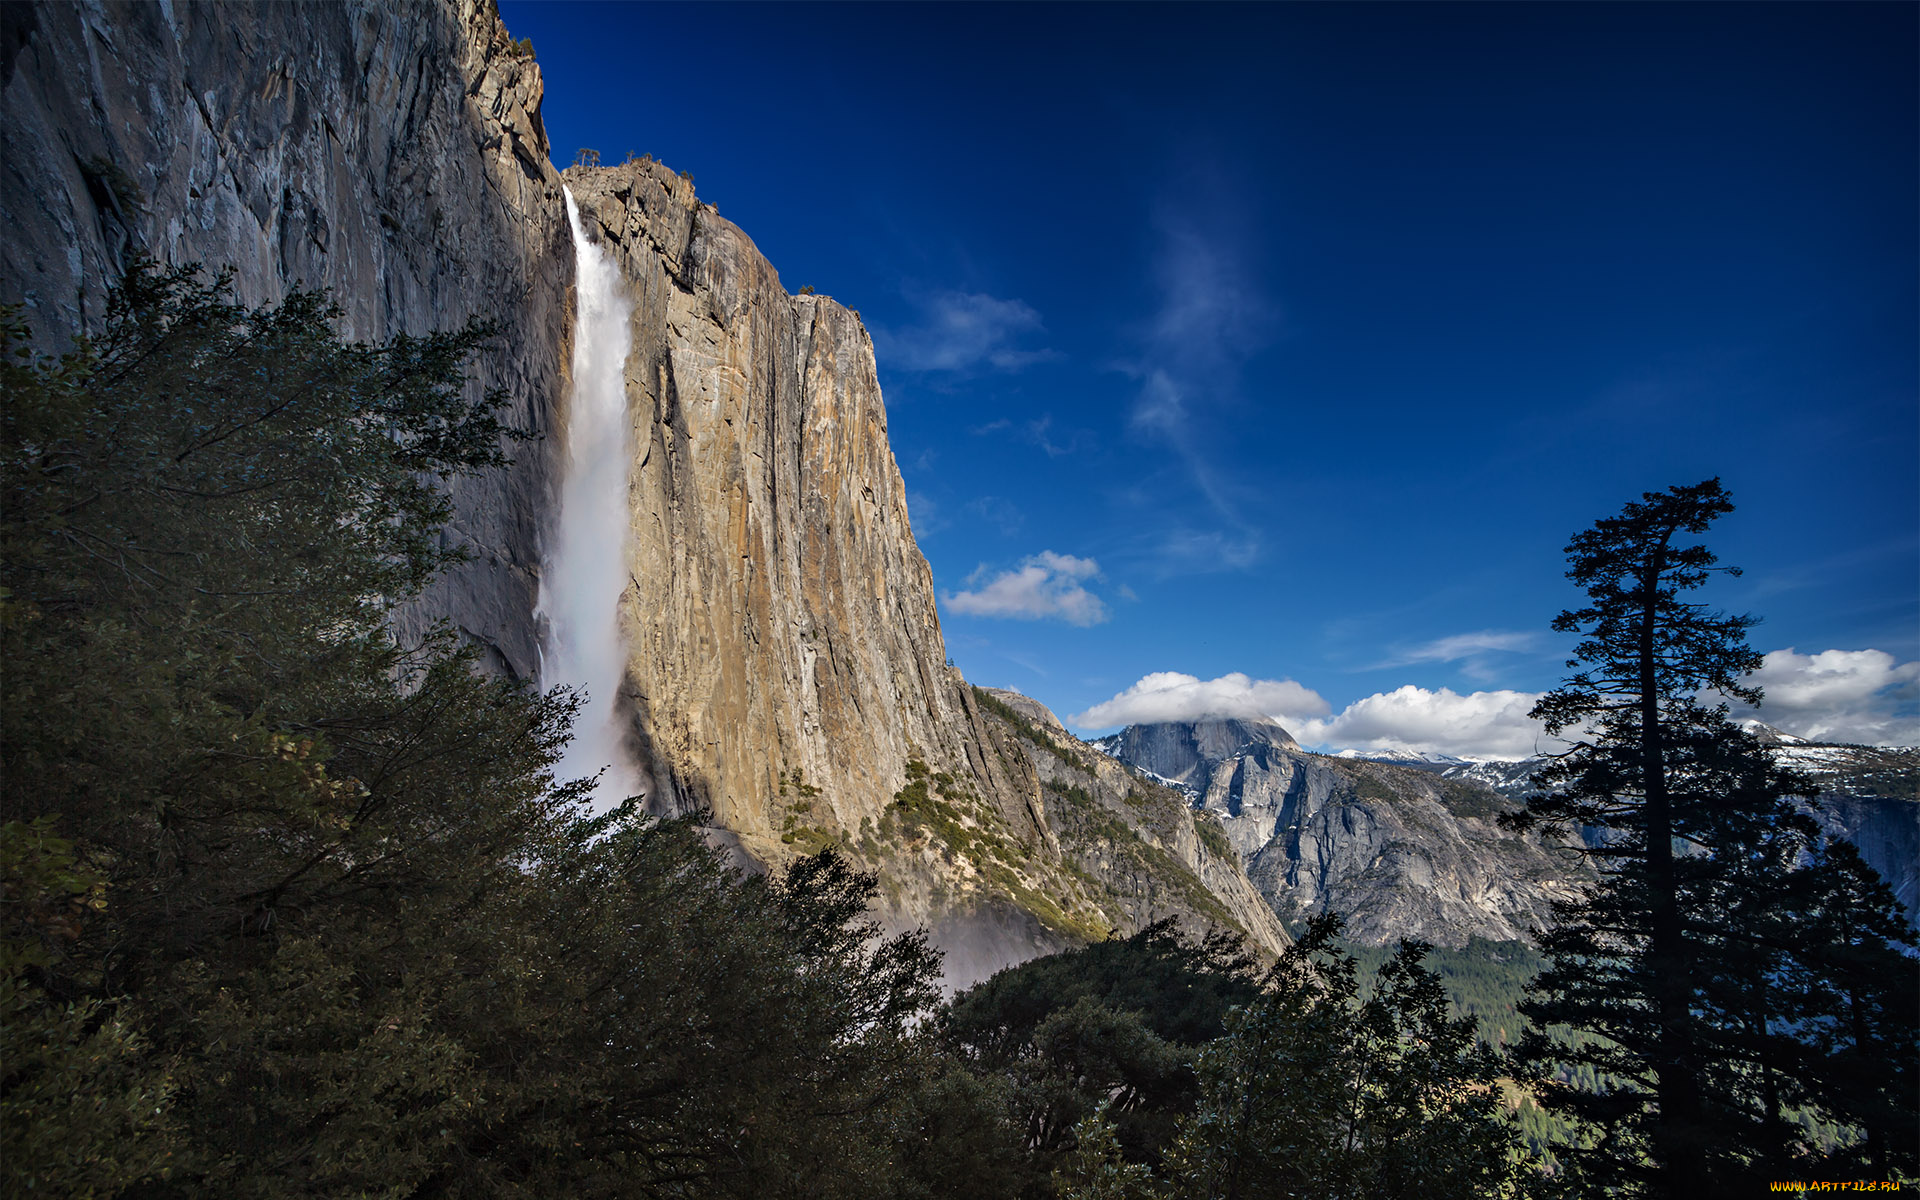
[0,0,569,676]
[560,163,1008,846]
[1433,742,1919,925]
[558,165,1289,962]
[1098,717,1919,947]
[1,0,1293,973]
[1099,721,1590,946]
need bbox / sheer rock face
[1101,724,1588,947]
[558,167,1288,959]
[560,164,996,848]
[2,0,1292,966]
[0,0,570,677]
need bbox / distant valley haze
[504,0,1918,758]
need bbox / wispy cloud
[1367,630,1542,680]
[964,496,1025,537]
[1137,526,1263,576]
[944,551,1109,626]
[1118,199,1278,570]
[905,490,948,538]
[872,289,1058,375]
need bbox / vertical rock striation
[0,0,570,675]
[559,164,1289,960]
[2,0,1291,968]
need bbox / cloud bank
[1290,687,1551,760]
[1068,648,1919,760]
[1070,671,1329,728]
[944,552,1109,626]
[1744,648,1920,745]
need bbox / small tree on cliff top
[1506,480,1917,1194]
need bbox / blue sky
[500,1,1918,753]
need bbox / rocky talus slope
[2,0,1287,971]
[1094,719,1588,946]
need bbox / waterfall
[538,188,641,813]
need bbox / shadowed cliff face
[2,0,1292,968]
[0,0,570,677]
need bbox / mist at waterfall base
[538,190,642,814]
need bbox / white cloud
[872,290,1055,374]
[944,552,1109,626]
[1066,646,1920,763]
[963,495,1024,536]
[1115,212,1277,569]
[1743,648,1920,745]
[1070,671,1550,760]
[1070,672,1330,729]
[1293,687,1551,761]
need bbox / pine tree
[1158,915,1536,1200]
[1506,480,1917,1194]
[1,265,954,1197]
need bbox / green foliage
[887,760,1109,942]
[509,35,534,58]
[574,146,601,167]
[1045,783,1235,929]
[2,820,176,1198]
[974,686,1076,763]
[0,268,952,1197]
[1435,777,1508,820]
[972,918,1542,1198]
[1345,936,1546,1049]
[945,921,1259,1188]
[1324,758,1402,803]
[1160,915,1540,1199]
[1192,812,1235,864]
[1054,1110,1159,1200]
[1506,480,1919,1191]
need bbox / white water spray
[539,189,640,812]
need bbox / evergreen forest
[3,269,1913,1198]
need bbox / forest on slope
[8,259,1916,1199]
[1,270,1542,1198]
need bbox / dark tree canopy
[0,267,954,1199]
[1506,481,1918,1195]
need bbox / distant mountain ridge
[1405,732,1919,920]
[1090,716,1917,945]
[1094,718,1589,947]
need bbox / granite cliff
[1093,719,1589,946]
[0,0,568,677]
[555,163,1287,967]
[1096,718,1918,946]
[0,0,1287,972]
